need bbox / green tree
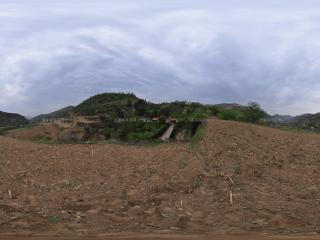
[134,99,148,116]
[209,106,220,116]
[219,109,245,121]
[244,102,266,123]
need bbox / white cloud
[1,0,320,116]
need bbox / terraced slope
[1,119,320,236]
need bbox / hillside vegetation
[0,111,28,128]
[4,93,271,143]
[73,93,219,119]
[72,93,320,134]
[24,93,268,143]
[72,93,266,123]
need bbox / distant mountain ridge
[0,111,28,128]
[266,114,294,123]
[30,93,248,122]
[265,112,320,131]
[31,106,74,123]
[9,92,320,132]
[292,112,320,130]
[73,93,251,119]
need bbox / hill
[0,111,28,128]
[265,114,294,124]
[73,92,248,119]
[16,93,266,143]
[291,112,320,131]
[73,93,140,117]
[0,119,320,236]
[30,106,74,123]
[265,112,320,132]
[31,93,260,122]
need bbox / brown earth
[7,121,103,142]
[1,119,320,238]
[7,123,62,141]
[3,234,320,240]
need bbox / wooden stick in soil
[229,190,233,206]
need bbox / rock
[160,207,174,218]
[87,208,102,215]
[127,189,138,197]
[109,199,123,209]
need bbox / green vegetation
[0,111,29,128]
[73,93,218,120]
[191,122,207,146]
[219,108,246,121]
[67,93,269,125]
[48,215,62,223]
[218,102,267,123]
[244,102,267,123]
[101,119,169,143]
[73,93,139,117]
[13,93,269,144]
[72,93,223,143]
[0,123,36,136]
[0,127,14,135]
[264,124,319,134]
[171,119,202,140]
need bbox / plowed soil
[1,119,320,238]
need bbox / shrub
[209,106,221,116]
[218,109,245,121]
[192,122,207,146]
[191,112,209,121]
[218,102,266,124]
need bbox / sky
[1,0,320,116]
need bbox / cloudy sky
[1,0,320,116]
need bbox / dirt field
[1,119,320,238]
[3,233,320,240]
[7,123,62,141]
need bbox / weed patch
[48,215,62,223]
[191,123,207,146]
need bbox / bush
[192,122,206,146]
[209,106,221,116]
[190,112,209,121]
[218,109,245,121]
[105,120,168,142]
[0,126,21,135]
[218,102,266,124]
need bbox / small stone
[169,227,181,230]
[144,208,156,215]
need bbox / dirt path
[160,124,174,141]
